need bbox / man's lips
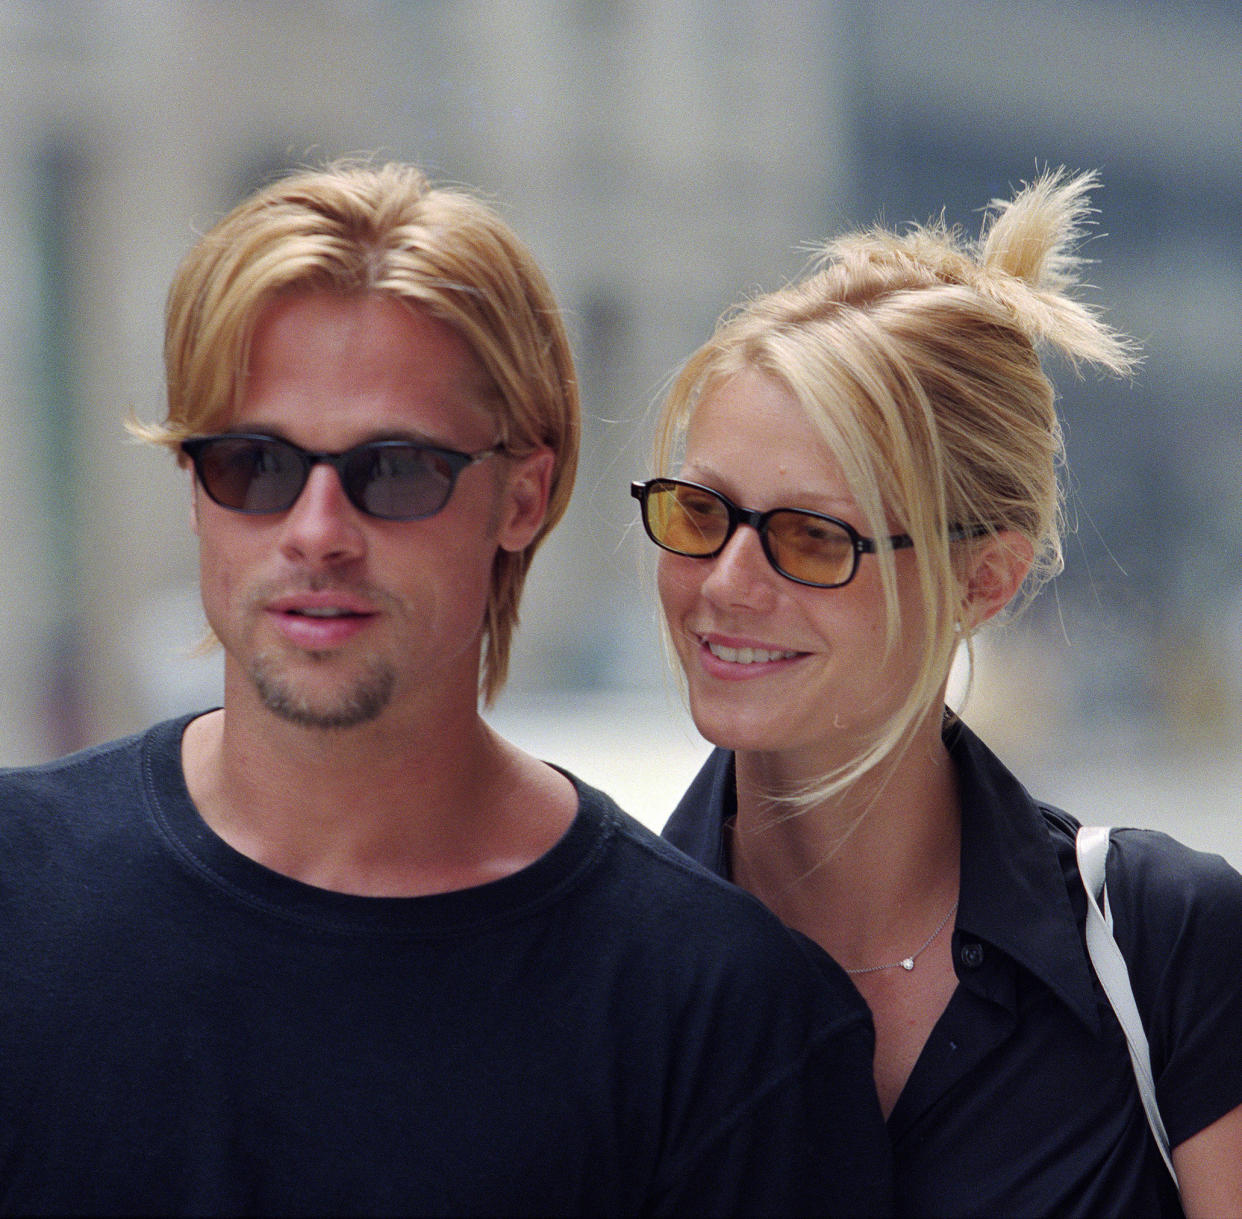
[265,591,379,648]
[267,591,378,618]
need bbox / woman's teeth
[706,641,797,664]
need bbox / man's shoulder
[1,718,172,778]
[572,776,870,1022]
[576,773,754,908]
[0,717,185,829]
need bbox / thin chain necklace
[845,901,958,976]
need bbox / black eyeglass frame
[180,432,506,522]
[631,477,987,589]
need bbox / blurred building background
[1,0,1239,861]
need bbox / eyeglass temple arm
[856,533,915,554]
[857,522,990,554]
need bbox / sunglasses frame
[180,432,505,522]
[632,477,985,589]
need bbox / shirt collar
[946,718,1099,1031]
[665,722,1100,1032]
[663,748,736,878]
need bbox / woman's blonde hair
[132,160,579,704]
[655,168,1137,804]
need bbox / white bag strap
[1076,825,1179,1188]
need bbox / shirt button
[960,942,985,969]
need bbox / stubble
[248,648,398,730]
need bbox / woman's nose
[700,525,779,609]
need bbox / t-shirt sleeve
[1107,829,1242,1147]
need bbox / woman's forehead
[681,378,872,519]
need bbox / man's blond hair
[133,161,579,704]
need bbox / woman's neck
[730,714,962,966]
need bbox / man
[0,162,891,1216]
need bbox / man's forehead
[245,291,496,392]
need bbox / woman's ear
[496,447,555,553]
[960,531,1035,629]
[189,476,201,536]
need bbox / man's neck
[180,703,577,897]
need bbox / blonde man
[0,162,891,1216]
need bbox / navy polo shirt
[664,719,1242,1217]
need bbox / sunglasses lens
[765,511,856,586]
[344,445,458,521]
[187,437,474,521]
[195,437,305,513]
[645,482,729,555]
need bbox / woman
[632,170,1242,1216]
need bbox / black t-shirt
[0,714,893,1217]
[664,719,1242,1218]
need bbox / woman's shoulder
[1102,825,1242,929]
[1033,800,1242,934]
[1093,826,1242,1142]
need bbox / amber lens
[764,510,856,586]
[646,482,730,555]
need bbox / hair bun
[976,169,1140,374]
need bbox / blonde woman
[633,170,1242,1216]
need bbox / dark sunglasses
[632,477,984,589]
[181,433,505,522]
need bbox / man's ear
[496,448,555,553]
[960,530,1035,629]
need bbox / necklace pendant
[900,957,915,971]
